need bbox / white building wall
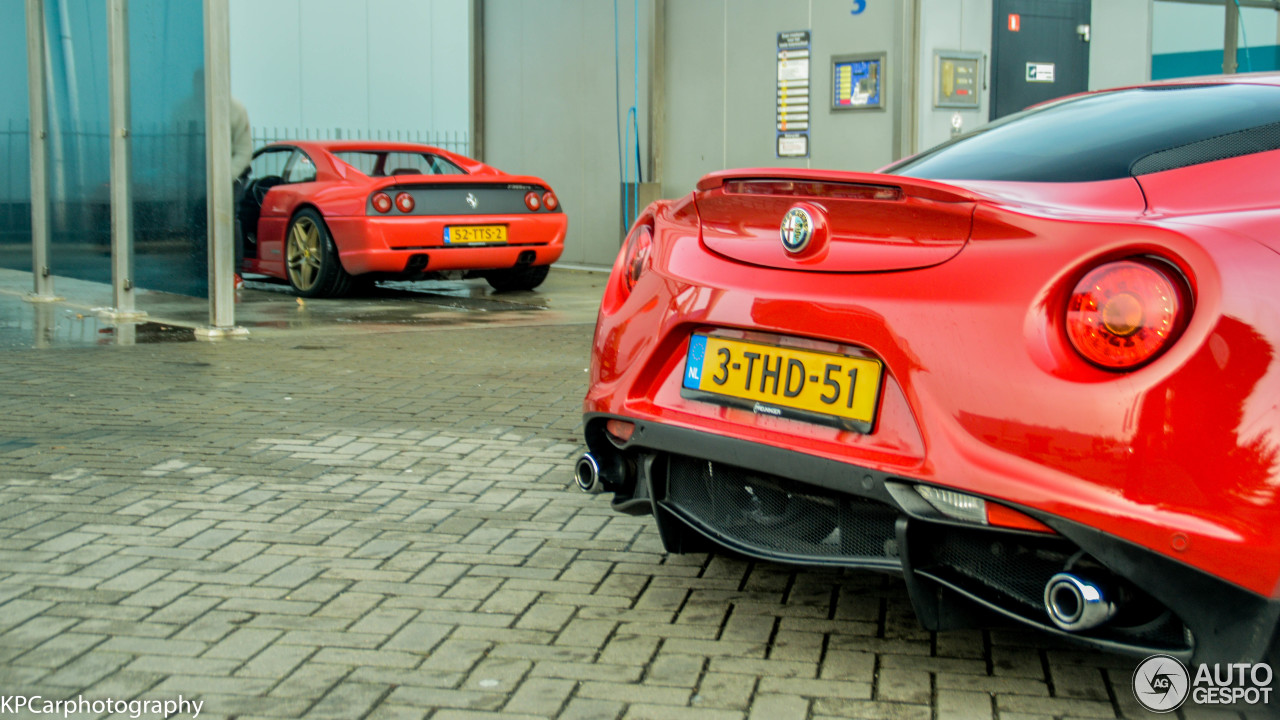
[1152,1,1277,54]
[229,0,469,139]
[1089,0,1152,91]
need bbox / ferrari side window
[333,152,379,176]
[249,148,291,182]
[286,153,317,183]
[428,155,466,175]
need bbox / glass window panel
[0,2,32,272]
[285,152,316,183]
[129,0,207,297]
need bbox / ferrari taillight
[542,191,559,211]
[372,192,392,213]
[1066,259,1190,370]
[395,192,415,213]
[622,223,653,291]
[524,191,541,211]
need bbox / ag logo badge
[1132,654,1189,713]
[780,207,814,254]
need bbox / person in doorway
[231,96,251,290]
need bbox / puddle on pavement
[0,300,195,349]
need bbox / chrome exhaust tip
[574,454,601,493]
[1044,572,1115,632]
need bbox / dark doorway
[990,0,1091,120]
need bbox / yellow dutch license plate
[681,333,884,432]
[445,225,507,244]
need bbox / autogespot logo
[1133,654,1190,713]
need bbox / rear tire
[286,208,353,298]
[485,264,550,292]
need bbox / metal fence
[1,122,471,245]
[252,127,470,157]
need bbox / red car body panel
[582,75,1280,661]
[239,141,567,281]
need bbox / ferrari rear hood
[367,174,551,191]
[694,169,980,272]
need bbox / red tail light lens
[1066,259,1190,370]
[524,191,541,211]
[605,419,635,444]
[542,191,559,211]
[372,192,393,213]
[395,192,415,213]
[986,503,1055,534]
[623,224,653,290]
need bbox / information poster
[776,30,810,158]
[831,53,885,110]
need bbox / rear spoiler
[695,168,980,205]
[367,174,551,192]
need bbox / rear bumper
[583,413,1280,664]
[327,213,567,275]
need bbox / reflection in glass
[0,2,208,298]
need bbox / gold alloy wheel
[286,216,323,291]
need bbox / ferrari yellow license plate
[681,334,883,432]
[444,225,507,244]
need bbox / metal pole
[106,0,142,319]
[25,0,59,302]
[1224,0,1240,74]
[200,0,243,337]
[469,0,484,162]
[649,0,665,197]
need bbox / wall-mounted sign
[832,53,885,110]
[777,30,811,158]
[935,51,981,109]
[1026,62,1056,83]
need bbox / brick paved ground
[0,280,1270,720]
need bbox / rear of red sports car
[580,78,1280,663]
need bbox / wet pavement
[0,268,606,349]
[0,266,1264,720]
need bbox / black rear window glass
[333,151,466,177]
[889,83,1280,182]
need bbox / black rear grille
[921,526,1075,612]
[663,456,898,563]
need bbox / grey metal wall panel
[482,0,651,267]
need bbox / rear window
[889,83,1280,182]
[333,151,466,177]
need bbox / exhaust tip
[574,454,601,493]
[1044,572,1115,632]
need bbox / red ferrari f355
[579,75,1280,663]
[238,141,566,296]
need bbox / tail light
[395,192,415,213]
[524,191,541,211]
[605,419,635,444]
[916,485,1054,533]
[1066,259,1190,370]
[372,192,392,213]
[542,191,559,211]
[622,223,653,291]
